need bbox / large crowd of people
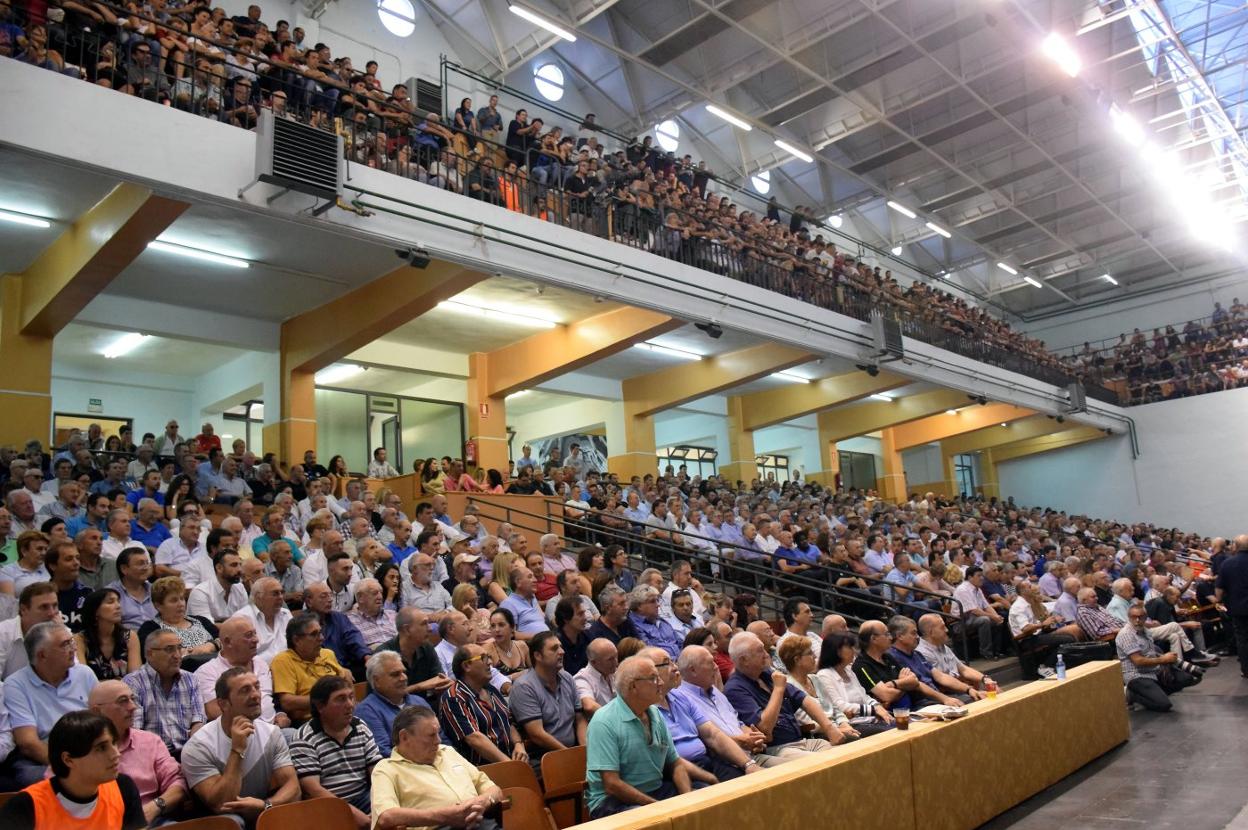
[1062,301,1248,405]
[3,0,1103,396]
[0,423,1246,828]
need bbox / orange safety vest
[500,178,520,212]
[25,778,126,830]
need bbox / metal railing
[9,8,1112,402]
[464,495,972,656]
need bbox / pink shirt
[119,727,185,804]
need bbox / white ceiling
[53,323,251,377]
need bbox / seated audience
[346,577,398,649]
[884,616,969,706]
[586,584,640,645]
[231,576,293,663]
[776,635,858,740]
[485,607,532,677]
[438,643,526,765]
[508,630,586,774]
[575,637,619,717]
[628,585,682,658]
[0,582,62,680]
[108,548,157,631]
[916,613,989,701]
[498,564,548,639]
[356,649,434,758]
[290,675,382,825]
[123,627,206,757]
[271,611,354,724]
[303,581,371,678]
[194,616,286,726]
[187,548,249,623]
[555,595,592,675]
[136,576,219,658]
[376,607,451,698]
[74,588,141,681]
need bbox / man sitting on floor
[1118,604,1200,712]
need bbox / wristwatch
[154,797,167,816]
[263,800,273,812]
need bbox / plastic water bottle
[1055,653,1066,680]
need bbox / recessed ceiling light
[101,332,149,359]
[891,245,903,256]
[0,209,52,228]
[315,364,366,385]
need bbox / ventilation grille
[415,78,442,117]
[872,310,905,360]
[254,110,343,200]
[1065,381,1087,413]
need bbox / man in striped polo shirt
[289,675,383,825]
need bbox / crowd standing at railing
[2,0,1120,402]
[1058,300,1248,405]
[0,422,1245,826]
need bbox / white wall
[52,364,194,439]
[997,387,1248,537]
[511,397,614,454]
[902,444,943,487]
[754,415,819,478]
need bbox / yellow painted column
[275,363,317,466]
[607,401,657,481]
[979,448,1000,499]
[941,452,959,496]
[466,353,509,473]
[718,396,757,484]
[807,411,841,487]
[878,427,907,501]
[0,276,53,446]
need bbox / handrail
[1055,311,1244,359]
[466,494,970,655]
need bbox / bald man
[89,680,188,823]
[193,616,286,725]
[820,615,848,638]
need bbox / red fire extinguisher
[464,440,477,465]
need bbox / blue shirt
[774,544,819,566]
[657,691,709,760]
[864,548,893,574]
[89,478,127,496]
[322,611,370,668]
[126,490,165,509]
[886,646,936,689]
[130,520,171,551]
[5,664,98,739]
[387,544,417,567]
[500,592,548,635]
[628,612,681,659]
[355,691,433,757]
[65,515,107,538]
[253,534,303,562]
[723,670,805,747]
[884,568,915,601]
[585,616,638,645]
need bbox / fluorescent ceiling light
[101,332,149,359]
[1109,105,1145,148]
[826,214,843,229]
[705,104,752,131]
[507,4,575,41]
[870,393,895,402]
[945,409,958,416]
[506,390,530,398]
[633,342,702,360]
[1024,276,1042,288]
[0,209,51,228]
[925,221,951,239]
[1000,422,1008,428]
[1101,273,1118,286]
[772,371,811,383]
[890,245,903,256]
[148,239,249,268]
[774,139,813,163]
[437,299,558,328]
[315,363,365,385]
[1040,32,1081,77]
[886,201,916,219]
[996,262,1018,275]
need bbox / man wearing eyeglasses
[89,679,189,824]
[585,654,691,818]
[123,628,206,757]
[437,644,526,767]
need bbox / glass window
[401,398,465,475]
[750,170,770,194]
[955,453,978,498]
[755,453,789,483]
[534,63,565,102]
[377,0,416,37]
[223,399,264,456]
[315,389,370,471]
[658,445,717,478]
[837,450,877,491]
[654,119,679,152]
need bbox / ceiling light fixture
[996,262,1018,275]
[891,245,903,256]
[886,200,916,219]
[925,221,951,239]
[1040,31,1081,77]
[506,390,531,399]
[633,342,702,360]
[0,209,52,228]
[147,239,249,268]
[705,104,752,131]
[772,371,811,383]
[774,139,813,163]
[871,393,895,402]
[101,332,150,359]
[826,214,843,229]
[315,363,366,385]
[437,299,558,328]
[945,409,958,416]
[507,4,576,41]
[1109,104,1145,148]
[1101,273,1119,286]
[1024,276,1043,288]
[1000,422,1008,428]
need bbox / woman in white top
[777,635,858,740]
[812,631,895,737]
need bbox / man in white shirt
[953,567,1005,660]
[367,447,400,479]
[193,616,288,726]
[101,509,137,562]
[301,529,351,588]
[154,518,207,584]
[775,598,822,661]
[573,638,617,718]
[188,550,249,623]
[659,560,705,620]
[230,577,293,664]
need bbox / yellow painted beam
[815,388,972,445]
[623,343,817,419]
[989,426,1106,464]
[879,428,907,501]
[737,370,909,432]
[890,402,1035,450]
[20,183,188,337]
[940,415,1067,456]
[0,276,52,446]
[718,397,759,485]
[485,307,678,398]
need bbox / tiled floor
[980,663,1248,830]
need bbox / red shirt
[714,649,735,682]
[534,574,559,602]
[194,433,222,455]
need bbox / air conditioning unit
[1065,381,1087,414]
[252,109,344,208]
[871,310,904,361]
[412,77,443,118]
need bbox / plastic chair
[257,796,357,830]
[480,759,541,794]
[165,818,245,830]
[502,786,557,830]
[354,681,369,702]
[540,745,587,828]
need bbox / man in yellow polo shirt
[371,705,504,830]
[271,611,353,724]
